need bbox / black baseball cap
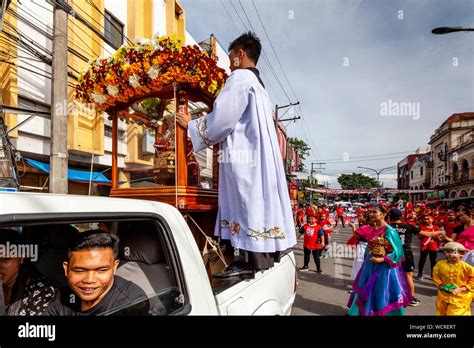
[389,209,403,221]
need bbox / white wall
[153,0,167,37]
[104,0,127,56]
[215,38,231,74]
[16,0,53,104]
[185,30,198,46]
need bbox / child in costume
[347,205,412,316]
[432,242,473,316]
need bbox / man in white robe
[176,32,296,277]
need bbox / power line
[307,150,416,162]
[11,1,53,34]
[1,20,81,78]
[251,0,298,101]
[227,0,289,103]
[84,0,134,46]
[0,58,77,88]
[3,8,86,65]
[237,0,318,163]
[235,0,292,103]
[218,0,280,102]
[305,155,406,164]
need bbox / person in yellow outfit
[432,242,474,316]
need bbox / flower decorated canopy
[75,34,228,112]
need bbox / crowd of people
[293,200,474,316]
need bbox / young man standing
[335,205,345,227]
[176,32,296,278]
[388,209,422,306]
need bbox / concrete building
[428,112,474,202]
[1,0,221,194]
[409,153,431,202]
[397,154,424,190]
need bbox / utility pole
[357,166,395,204]
[308,162,326,204]
[50,0,68,193]
[274,102,300,179]
[274,102,300,132]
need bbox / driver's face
[0,257,22,287]
[64,248,119,310]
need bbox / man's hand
[176,112,192,129]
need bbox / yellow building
[0,0,186,194]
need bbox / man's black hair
[67,230,119,260]
[228,31,262,64]
[0,229,24,244]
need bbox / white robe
[188,69,296,253]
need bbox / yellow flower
[208,80,218,93]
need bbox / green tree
[337,173,379,190]
[287,137,311,171]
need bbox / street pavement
[290,222,469,316]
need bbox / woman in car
[1,229,56,315]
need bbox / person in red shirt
[433,210,445,227]
[335,205,345,227]
[317,214,334,259]
[306,204,316,218]
[415,215,446,280]
[292,203,298,225]
[296,206,305,228]
[324,206,330,218]
[406,201,413,213]
[443,212,461,239]
[297,214,325,273]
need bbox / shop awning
[25,158,112,184]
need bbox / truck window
[0,216,189,316]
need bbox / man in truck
[176,32,296,278]
[47,231,150,315]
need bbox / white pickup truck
[0,192,297,315]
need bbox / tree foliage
[337,173,379,190]
[287,137,311,161]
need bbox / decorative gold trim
[247,227,286,241]
[196,117,212,146]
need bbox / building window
[420,167,423,176]
[410,171,413,180]
[437,166,444,185]
[105,125,125,141]
[104,10,124,49]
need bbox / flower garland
[75,34,228,111]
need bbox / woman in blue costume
[347,205,412,316]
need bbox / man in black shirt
[388,209,421,307]
[47,231,148,315]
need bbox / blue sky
[180,0,474,188]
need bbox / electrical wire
[227,0,288,103]
[10,3,95,62]
[305,155,408,165]
[84,0,134,46]
[251,0,298,101]
[218,0,280,103]
[306,150,417,162]
[235,0,292,104]
[232,1,321,161]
